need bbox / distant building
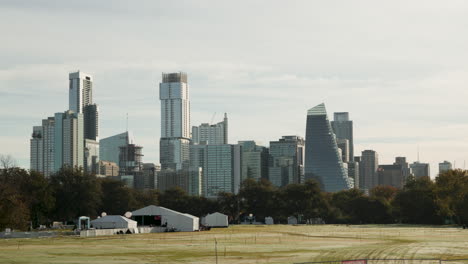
[30,116,57,176]
[304,104,353,192]
[336,138,350,163]
[410,162,430,178]
[157,169,202,196]
[192,113,228,145]
[394,157,411,180]
[100,132,134,165]
[378,164,405,188]
[54,110,84,172]
[69,71,93,114]
[84,139,99,174]
[119,144,143,176]
[97,160,119,177]
[269,136,305,187]
[136,163,160,190]
[439,161,452,174]
[238,141,269,181]
[159,72,190,171]
[347,161,359,189]
[83,104,99,141]
[331,112,354,160]
[360,150,379,190]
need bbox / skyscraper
[269,136,304,187]
[69,71,93,114]
[331,112,354,160]
[83,104,99,141]
[159,72,190,171]
[192,113,228,145]
[238,140,269,181]
[100,131,134,165]
[304,104,353,192]
[439,161,452,174]
[30,126,43,173]
[54,110,84,171]
[360,150,379,190]
[410,162,430,178]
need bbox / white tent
[265,217,274,225]
[91,215,137,229]
[202,212,228,227]
[132,205,199,232]
[287,216,298,225]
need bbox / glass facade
[304,104,353,192]
[268,136,304,187]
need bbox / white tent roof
[206,212,227,217]
[132,205,193,217]
[91,215,136,224]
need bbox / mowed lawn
[1,225,468,264]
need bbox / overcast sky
[2,0,468,176]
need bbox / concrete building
[439,161,452,174]
[269,136,304,187]
[378,164,405,188]
[159,72,191,171]
[347,161,359,189]
[54,110,84,171]
[394,157,411,180]
[304,104,353,192]
[238,141,269,181]
[192,113,228,145]
[336,138,350,163]
[410,162,430,178]
[331,112,354,160]
[137,163,160,189]
[97,160,119,177]
[360,150,379,190]
[30,117,56,177]
[100,132,134,165]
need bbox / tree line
[1,165,468,230]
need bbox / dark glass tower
[304,103,353,192]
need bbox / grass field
[1,225,468,264]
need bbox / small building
[202,212,228,227]
[91,215,137,229]
[131,205,199,232]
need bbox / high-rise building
[439,161,452,174]
[336,138,350,163]
[304,104,353,192]
[331,112,354,160]
[54,110,84,171]
[136,163,160,190]
[83,104,99,141]
[30,117,56,176]
[394,157,411,180]
[347,161,359,189]
[97,160,119,177]
[410,162,430,178]
[159,72,191,171]
[69,71,93,114]
[269,136,304,187]
[100,131,134,165]
[204,144,242,198]
[238,141,269,181]
[378,164,405,188]
[84,139,99,174]
[119,144,143,176]
[360,150,379,190]
[192,114,228,145]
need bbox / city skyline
[3,1,468,177]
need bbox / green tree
[99,178,137,215]
[239,178,277,222]
[435,169,468,225]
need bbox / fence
[295,259,468,264]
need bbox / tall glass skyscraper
[159,72,191,171]
[331,112,354,160]
[304,103,353,192]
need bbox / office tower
[238,141,269,181]
[192,113,228,145]
[269,136,305,187]
[378,164,405,188]
[203,144,242,198]
[159,72,191,171]
[331,112,354,160]
[135,163,160,190]
[100,131,134,165]
[410,162,430,178]
[30,117,56,176]
[347,161,359,189]
[83,104,99,141]
[69,71,93,114]
[84,139,99,174]
[360,150,379,190]
[30,126,43,172]
[54,110,84,171]
[394,157,411,181]
[439,161,452,174]
[336,138,350,163]
[97,160,119,177]
[304,104,353,192]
